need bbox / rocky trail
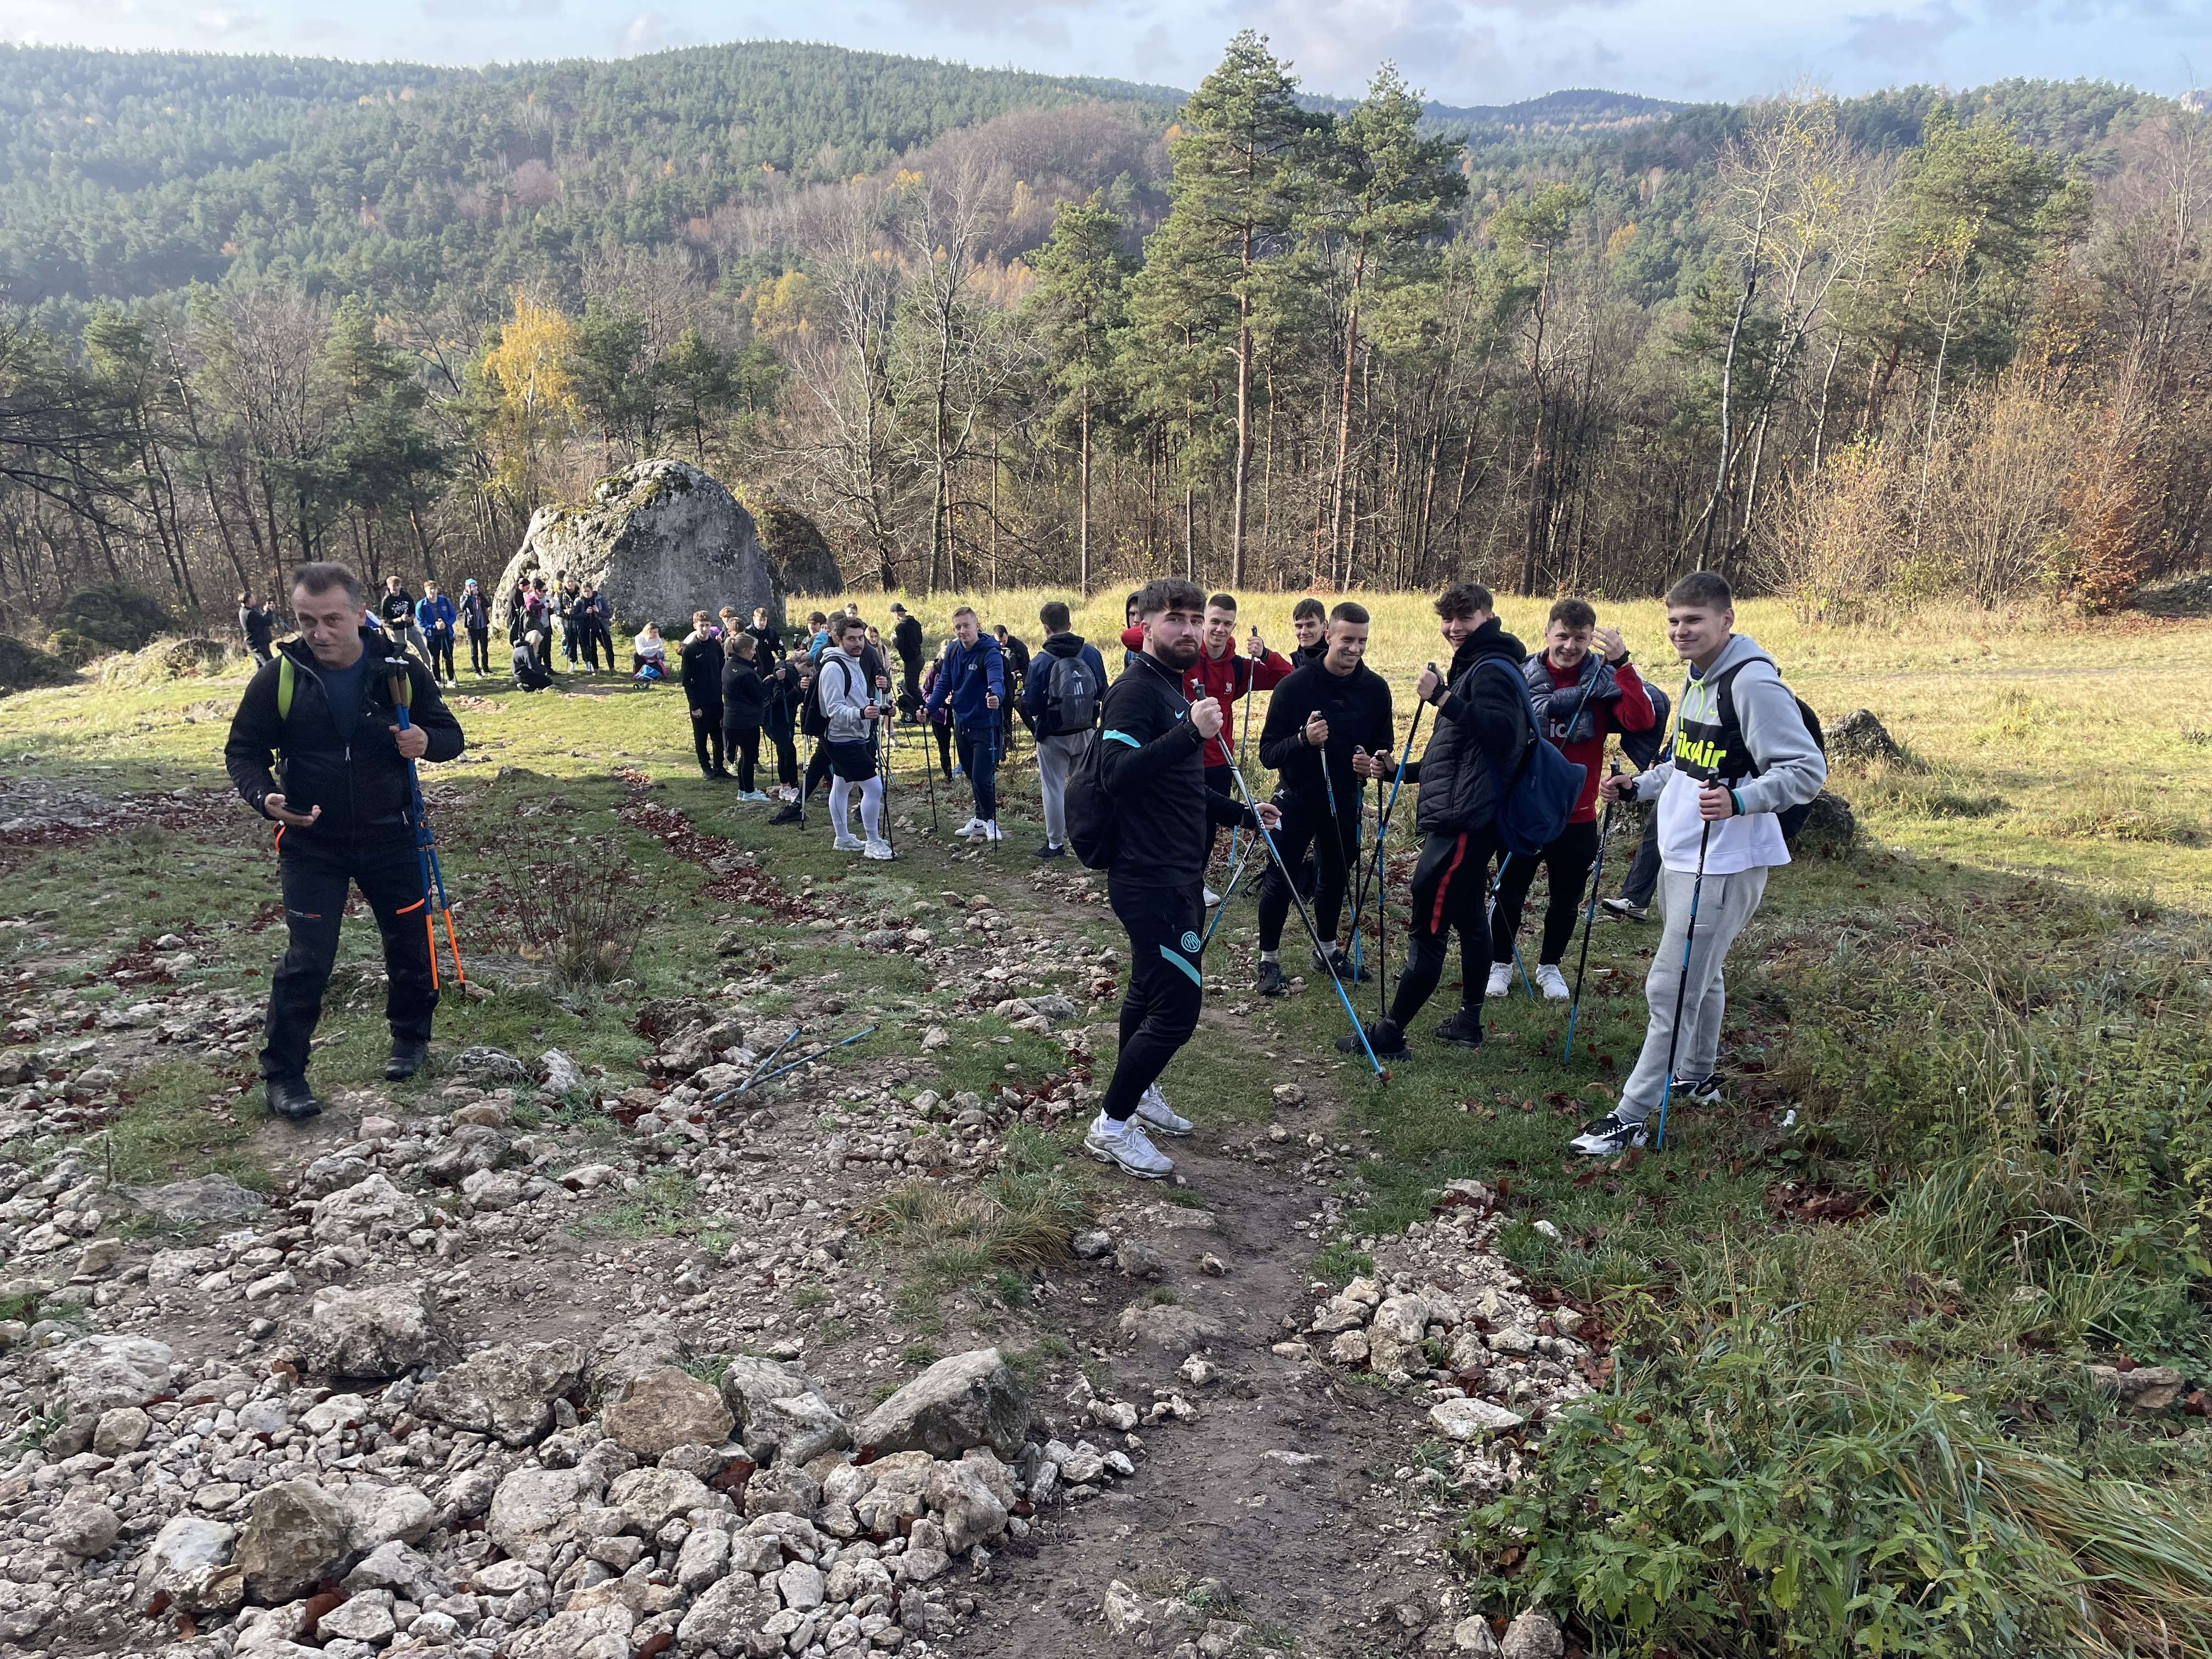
[0,773,1587,1659]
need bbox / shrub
[44,583,173,653]
[0,634,73,696]
[98,635,235,686]
[511,842,651,991]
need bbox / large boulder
[717,1356,849,1466]
[495,459,784,636]
[137,1516,242,1612]
[736,483,843,596]
[855,1347,1027,1461]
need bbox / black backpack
[1064,730,1119,868]
[1623,683,1670,770]
[1044,651,1100,737]
[1712,660,1826,844]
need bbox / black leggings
[691,708,724,775]
[467,629,490,674]
[426,631,455,681]
[1386,827,1501,1030]
[1102,877,1205,1122]
[1489,819,1601,966]
[932,720,953,778]
[725,723,761,791]
[1257,791,1359,954]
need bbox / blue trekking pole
[1226,760,1385,1080]
[1197,830,1261,953]
[1485,854,1536,999]
[1652,815,1714,1150]
[1346,696,1425,952]
[1563,760,1624,1063]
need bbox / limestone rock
[1501,1607,1564,1659]
[855,1347,1028,1460]
[496,460,784,637]
[1117,1301,1228,1351]
[128,1173,265,1223]
[718,1355,849,1465]
[415,1339,583,1445]
[678,1571,777,1654]
[236,1480,355,1604]
[49,1489,121,1556]
[604,1364,733,1457]
[452,1046,528,1083]
[1430,1397,1526,1440]
[337,1483,436,1549]
[47,1334,175,1412]
[92,1406,150,1456]
[608,1465,712,1533]
[924,1458,1008,1553]
[299,1284,443,1381]
[1829,708,1900,763]
[311,1173,426,1244]
[1452,1615,1504,1655]
[487,1465,596,1567]
[511,1603,635,1659]
[138,1516,242,1612]
[2089,1363,2187,1413]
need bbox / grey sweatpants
[1616,864,1768,1124]
[1035,733,1087,849]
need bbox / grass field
[4,587,2210,1656]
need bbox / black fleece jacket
[721,655,770,727]
[1257,659,1395,805]
[1098,650,1256,888]
[224,630,465,845]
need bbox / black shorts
[826,739,877,782]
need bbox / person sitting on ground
[1488,597,1655,1001]
[817,614,891,860]
[1253,602,1395,997]
[633,622,668,681]
[513,630,552,691]
[1572,571,1826,1156]
[680,611,730,780]
[1022,599,1107,860]
[722,631,771,802]
[1336,582,1529,1063]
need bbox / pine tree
[1028,193,1131,594]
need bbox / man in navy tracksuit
[223,562,466,1122]
[924,606,1007,843]
[1084,577,1279,1181]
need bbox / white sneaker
[980,820,1004,843]
[1485,962,1512,999]
[1083,1113,1173,1179]
[1202,886,1222,907]
[1135,1085,1193,1137]
[776,786,798,803]
[833,833,862,853]
[863,838,894,861]
[1571,1111,1650,1156]
[1536,964,1571,1001]
[955,817,984,838]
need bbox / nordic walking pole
[1348,693,1426,943]
[874,697,896,859]
[1563,759,1623,1063]
[740,1024,879,1092]
[1652,813,1715,1151]
[1197,832,1260,953]
[1485,854,1536,998]
[1226,759,1385,1080]
[386,657,465,991]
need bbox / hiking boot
[1432,1007,1485,1049]
[1135,1085,1193,1137]
[383,1039,428,1082]
[1536,964,1571,1000]
[769,805,803,826]
[264,1077,321,1122]
[863,838,895,861]
[1034,842,1065,859]
[1674,1074,1723,1107]
[1485,962,1513,998]
[711,768,734,780]
[1600,897,1650,923]
[1336,1020,1410,1062]
[1256,958,1286,997]
[1570,1111,1650,1156]
[1084,1113,1173,1180]
[1312,944,1361,984]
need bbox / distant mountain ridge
[1300,87,1685,133]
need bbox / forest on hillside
[0,35,2205,639]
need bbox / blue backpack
[1481,661,1587,856]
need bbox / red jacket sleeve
[1120,624,1143,651]
[1605,661,1656,735]
[1251,650,1294,691]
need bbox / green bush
[46,583,174,653]
[0,634,72,694]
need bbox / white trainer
[1202,885,1222,907]
[1083,1113,1173,1179]
[832,833,862,853]
[1536,963,1571,1000]
[1485,962,1513,999]
[979,820,1005,843]
[955,817,984,838]
[1571,1111,1650,1156]
[1134,1085,1193,1137]
[863,838,894,861]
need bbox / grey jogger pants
[1616,864,1768,1124]
[1035,732,1087,850]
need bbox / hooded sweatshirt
[1631,631,1826,874]
[1021,632,1109,738]
[924,633,1005,729]
[816,644,877,744]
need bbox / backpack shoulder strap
[275,654,295,723]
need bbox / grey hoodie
[817,646,876,745]
[1632,632,1826,874]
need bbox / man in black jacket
[890,603,924,720]
[1253,602,1395,996]
[237,593,275,665]
[223,562,466,1122]
[378,575,426,662]
[680,611,730,779]
[1336,582,1528,1062]
[1084,577,1280,1181]
[458,579,493,675]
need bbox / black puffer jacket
[224,630,465,845]
[1411,618,1530,837]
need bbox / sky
[3,0,2207,107]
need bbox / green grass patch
[573,1172,703,1238]
[104,1059,270,1190]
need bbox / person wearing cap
[459,579,492,675]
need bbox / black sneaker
[1312,944,1362,984]
[1600,898,1650,923]
[1336,1020,1409,1062]
[711,768,735,780]
[384,1039,428,1082]
[1432,1007,1485,1049]
[1256,959,1285,997]
[768,804,803,826]
[1674,1074,1723,1107]
[1034,842,1066,859]
[264,1077,321,1121]
[1570,1111,1650,1155]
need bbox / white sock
[859,776,883,840]
[830,777,854,837]
[1259,951,1278,962]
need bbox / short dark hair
[1124,589,1142,617]
[1667,571,1733,612]
[1040,600,1071,633]
[1206,592,1237,614]
[1548,597,1597,632]
[292,562,363,605]
[1329,601,1369,628]
[1291,597,1325,623]
[890,603,907,615]
[1435,583,1494,621]
[836,614,866,637]
[807,610,828,627]
[1135,578,1205,620]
